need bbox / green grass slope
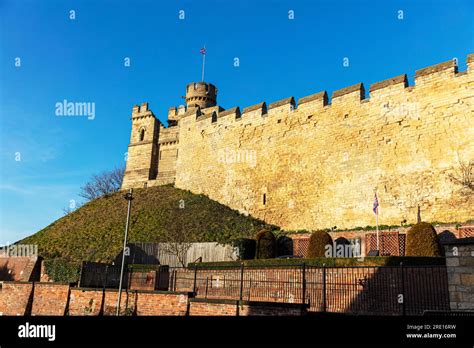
[20,185,276,263]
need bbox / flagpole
[201,46,206,82]
[374,192,380,253]
[376,209,380,252]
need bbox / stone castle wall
[122,55,474,231]
[444,241,474,311]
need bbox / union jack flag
[373,194,379,215]
[200,47,206,55]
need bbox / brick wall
[101,289,137,315]
[189,298,306,316]
[189,299,237,316]
[31,283,70,316]
[69,288,190,316]
[444,241,474,311]
[68,288,105,315]
[0,257,41,281]
[134,291,188,316]
[128,271,156,291]
[0,282,33,315]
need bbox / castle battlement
[169,55,472,131]
[122,54,474,231]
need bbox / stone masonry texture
[122,55,474,230]
[444,241,474,310]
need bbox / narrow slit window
[263,193,266,205]
[139,129,145,141]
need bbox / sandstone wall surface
[174,58,474,230]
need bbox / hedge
[308,231,333,258]
[233,238,256,260]
[406,222,443,256]
[255,230,277,259]
[277,236,293,256]
[188,256,446,269]
[43,258,81,283]
[127,264,166,272]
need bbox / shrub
[188,256,445,269]
[255,230,276,259]
[43,258,81,283]
[277,236,293,256]
[308,231,333,258]
[233,238,256,260]
[406,222,442,256]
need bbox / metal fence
[79,262,169,290]
[169,264,450,316]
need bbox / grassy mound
[20,185,276,263]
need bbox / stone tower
[121,102,160,189]
[185,82,218,109]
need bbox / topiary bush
[406,222,442,256]
[308,231,333,258]
[255,230,277,259]
[233,238,256,260]
[277,236,293,256]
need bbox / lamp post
[116,188,133,316]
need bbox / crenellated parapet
[185,82,218,109]
[174,54,472,132]
[131,102,157,120]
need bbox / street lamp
[116,188,133,316]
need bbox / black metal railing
[169,263,450,316]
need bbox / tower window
[263,193,266,205]
[139,129,145,141]
[159,151,162,160]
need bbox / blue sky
[0,0,473,244]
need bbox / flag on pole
[373,193,379,214]
[200,46,206,81]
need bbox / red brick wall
[0,282,33,315]
[31,283,70,316]
[128,271,156,291]
[135,291,188,316]
[189,299,305,316]
[0,257,40,281]
[68,288,104,316]
[98,289,191,316]
[190,300,238,316]
[102,289,137,316]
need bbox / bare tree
[62,204,81,216]
[160,240,192,268]
[448,158,474,192]
[160,217,193,267]
[79,166,125,201]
